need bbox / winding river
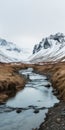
[0,68,59,130]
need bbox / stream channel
[0,68,59,130]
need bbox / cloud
[0,0,65,48]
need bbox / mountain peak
[29,33,65,63]
[0,38,30,63]
[0,39,7,46]
[33,32,65,54]
[49,32,65,42]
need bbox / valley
[0,33,65,129]
[0,62,65,129]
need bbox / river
[0,68,59,130]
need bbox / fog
[0,0,65,49]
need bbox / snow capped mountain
[1,33,65,63]
[0,38,30,63]
[29,33,65,63]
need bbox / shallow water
[0,68,59,130]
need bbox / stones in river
[33,109,39,114]
[0,102,5,105]
[28,105,37,109]
[16,108,22,113]
[45,84,51,88]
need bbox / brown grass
[33,62,65,101]
[0,63,34,103]
[0,61,65,102]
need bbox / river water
[0,68,59,130]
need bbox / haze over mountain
[0,38,31,63]
[29,33,65,63]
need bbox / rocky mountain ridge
[33,33,65,54]
[29,33,65,63]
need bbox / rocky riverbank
[0,62,65,130]
[38,101,65,130]
[33,62,65,130]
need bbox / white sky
[0,0,65,50]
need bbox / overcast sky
[0,0,65,49]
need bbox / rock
[54,103,59,107]
[0,102,5,105]
[45,84,50,88]
[28,105,37,109]
[56,118,61,123]
[44,38,50,49]
[33,109,39,114]
[16,109,22,113]
[61,111,65,116]
[33,44,38,54]
[33,33,65,55]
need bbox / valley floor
[0,62,65,130]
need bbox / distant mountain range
[0,38,30,63]
[29,33,65,63]
[1,33,65,63]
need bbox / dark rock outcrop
[33,33,65,54]
[44,38,50,49]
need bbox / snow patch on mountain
[0,38,30,63]
[29,33,65,63]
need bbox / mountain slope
[29,33,65,63]
[0,38,30,63]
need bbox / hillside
[29,33,65,63]
[0,38,30,62]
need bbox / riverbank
[38,101,65,130]
[0,63,33,103]
[1,62,65,103]
[33,62,65,101]
[0,62,65,130]
[33,62,65,130]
